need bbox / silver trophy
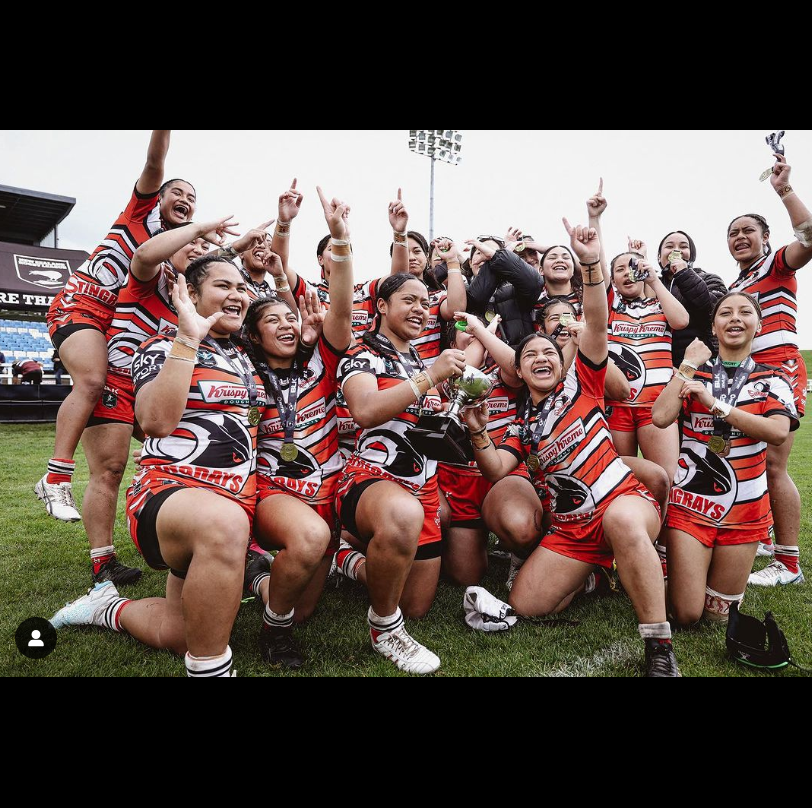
[761,131,787,181]
[408,367,495,464]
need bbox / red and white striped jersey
[106,264,177,377]
[413,289,448,370]
[66,187,163,308]
[257,336,345,506]
[131,333,267,511]
[304,276,379,339]
[671,363,798,530]
[338,337,437,492]
[729,247,798,360]
[607,287,674,408]
[500,353,635,518]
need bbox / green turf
[2,358,811,677]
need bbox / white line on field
[540,639,640,678]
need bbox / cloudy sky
[3,129,811,346]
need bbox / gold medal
[485,311,496,323]
[248,407,261,427]
[708,436,727,455]
[559,313,575,328]
[281,443,299,463]
[760,168,774,182]
[527,455,541,473]
[668,250,683,265]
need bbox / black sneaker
[93,557,143,587]
[244,550,273,596]
[259,626,305,670]
[645,639,681,678]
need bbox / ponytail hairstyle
[728,214,772,259]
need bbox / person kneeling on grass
[51,256,263,678]
[652,294,797,627]
[464,218,679,678]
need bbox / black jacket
[466,249,543,346]
[661,266,728,366]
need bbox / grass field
[3,357,812,678]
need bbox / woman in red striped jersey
[436,315,534,588]
[726,153,812,587]
[39,131,194,524]
[466,219,680,678]
[604,254,689,484]
[79,217,233,588]
[245,187,355,670]
[52,255,262,678]
[653,294,798,625]
[336,273,468,675]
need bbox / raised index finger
[291,178,298,190]
[562,218,575,237]
[316,186,330,210]
[598,178,604,195]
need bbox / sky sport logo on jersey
[14,255,71,289]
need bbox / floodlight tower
[408,130,463,241]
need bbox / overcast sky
[3,129,811,346]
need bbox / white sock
[639,623,672,641]
[186,647,234,678]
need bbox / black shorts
[52,323,99,351]
[136,487,188,580]
[339,478,442,562]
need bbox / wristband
[711,399,733,419]
[408,379,422,400]
[793,217,812,248]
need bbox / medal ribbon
[526,386,564,469]
[711,357,755,443]
[263,362,301,451]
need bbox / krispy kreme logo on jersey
[611,321,667,340]
[14,255,71,289]
[198,381,251,406]
[488,396,509,414]
[352,310,370,328]
[690,414,716,433]
[260,400,327,434]
[538,420,586,466]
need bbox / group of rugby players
[45,131,810,677]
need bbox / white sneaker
[35,476,81,522]
[51,582,121,630]
[372,624,441,675]
[506,554,525,593]
[756,542,776,559]
[748,561,805,588]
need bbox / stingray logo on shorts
[672,447,738,522]
[102,388,119,410]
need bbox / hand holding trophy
[407,367,495,464]
[761,131,786,182]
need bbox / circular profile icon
[16,618,58,660]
